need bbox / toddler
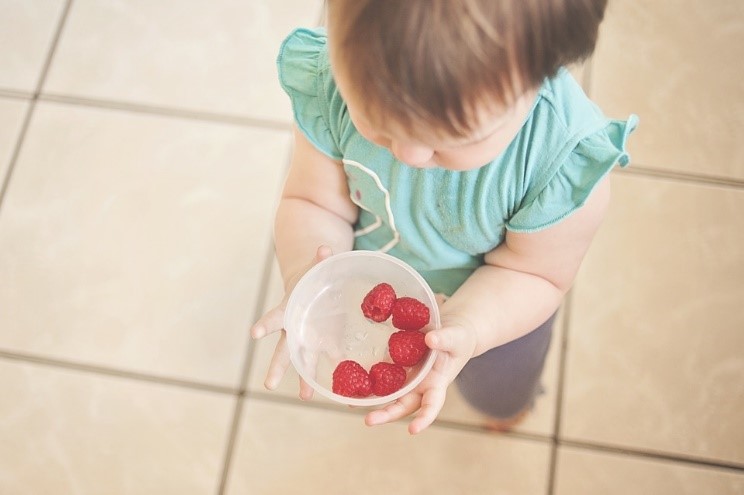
[251,0,637,434]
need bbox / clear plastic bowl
[284,250,440,406]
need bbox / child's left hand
[364,315,477,434]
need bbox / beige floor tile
[0,97,29,180]
[0,101,290,387]
[225,398,551,495]
[43,0,323,121]
[0,359,234,495]
[248,258,561,435]
[554,446,744,495]
[563,173,744,464]
[591,1,744,180]
[0,0,66,94]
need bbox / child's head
[327,0,607,169]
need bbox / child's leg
[454,312,556,420]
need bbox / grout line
[34,0,291,136]
[249,390,744,476]
[0,349,237,396]
[237,238,278,394]
[0,99,35,210]
[215,386,246,495]
[585,52,739,191]
[250,390,367,418]
[28,96,744,191]
[558,438,744,474]
[546,293,574,495]
[4,349,740,477]
[215,237,277,495]
[237,140,294,394]
[583,54,743,192]
[0,0,73,211]
[242,390,555,445]
[0,90,33,101]
[4,0,740,485]
[615,165,744,189]
[39,93,293,131]
[33,0,73,97]
[216,142,292,495]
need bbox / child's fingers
[364,405,395,426]
[293,245,333,287]
[298,377,315,401]
[314,244,334,263]
[250,305,285,339]
[364,393,421,427]
[408,387,446,435]
[297,349,318,400]
[264,333,290,390]
[425,326,467,353]
[252,246,333,340]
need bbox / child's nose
[390,141,435,168]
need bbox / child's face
[334,69,536,171]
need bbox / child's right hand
[249,245,334,400]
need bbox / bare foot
[483,408,530,433]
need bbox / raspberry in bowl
[283,250,440,407]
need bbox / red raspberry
[361,283,397,322]
[388,330,429,367]
[332,360,372,398]
[391,297,430,331]
[369,362,407,396]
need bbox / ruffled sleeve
[506,114,639,233]
[277,28,343,160]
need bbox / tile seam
[615,166,744,189]
[242,390,555,445]
[558,438,744,474]
[243,394,744,475]
[0,99,35,210]
[0,0,73,210]
[216,236,278,495]
[0,349,237,396]
[217,8,327,492]
[24,97,743,189]
[547,293,575,495]
[37,93,292,131]
[34,0,73,96]
[0,90,33,101]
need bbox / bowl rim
[284,250,440,407]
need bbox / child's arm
[452,177,611,355]
[366,178,611,434]
[251,126,358,395]
[275,126,358,283]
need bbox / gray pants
[455,312,556,419]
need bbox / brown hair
[328,0,607,138]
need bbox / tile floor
[0,1,743,494]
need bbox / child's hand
[364,315,477,435]
[249,245,334,400]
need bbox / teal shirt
[278,28,638,296]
